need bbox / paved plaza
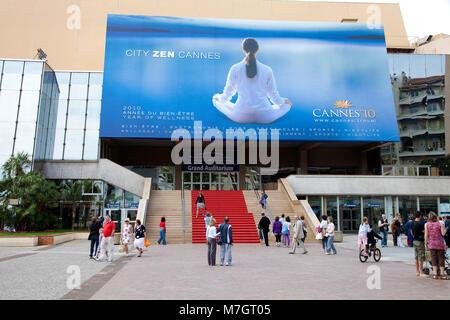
[0,237,449,300]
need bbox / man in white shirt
[289,216,308,255]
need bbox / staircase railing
[181,186,186,243]
[249,174,274,222]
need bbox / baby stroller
[423,249,450,276]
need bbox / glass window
[14,122,36,155]
[419,197,438,216]
[64,129,84,159]
[3,61,23,74]
[66,100,86,130]
[83,130,99,160]
[24,61,43,74]
[85,100,101,130]
[397,196,417,222]
[69,84,88,100]
[22,74,42,91]
[17,91,40,122]
[56,72,70,85]
[325,196,338,230]
[58,85,69,100]
[52,128,65,160]
[0,90,20,122]
[71,73,89,85]
[308,196,322,220]
[1,73,22,90]
[124,191,140,208]
[89,73,103,85]
[88,85,102,100]
[363,197,385,232]
[56,99,68,129]
[0,122,15,157]
[339,196,361,232]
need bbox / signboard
[367,203,381,208]
[106,203,120,208]
[181,164,239,172]
[344,203,357,208]
[101,15,399,141]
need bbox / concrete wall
[0,0,410,71]
[286,175,450,196]
[35,158,145,196]
[0,236,38,247]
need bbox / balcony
[399,92,427,105]
[399,148,445,158]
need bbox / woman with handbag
[121,218,132,257]
[395,215,405,247]
[133,219,147,257]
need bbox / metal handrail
[249,174,274,222]
[181,186,187,243]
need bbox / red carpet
[191,190,260,244]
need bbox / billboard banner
[100,14,399,141]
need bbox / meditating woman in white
[213,38,292,124]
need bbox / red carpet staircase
[191,190,260,244]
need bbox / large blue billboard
[100,14,399,141]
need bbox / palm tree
[1,152,31,180]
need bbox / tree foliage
[0,153,59,231]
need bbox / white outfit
[98,236,114,262]
[206,226,219,239]
[358,224,370,236]
[213,59,291,124]
[134,237,145,250]
[326,223,335,237]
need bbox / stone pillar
[297,149,308,174]
[358,151,368,175]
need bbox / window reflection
[70,73,89,85]
[18,91,40,122]
[14,122,36,155]
[67,100,86,130]
[84,130,99,160]
[64,129,84,159]
[0,90,20,122]
[0,123,15,157]
[69,84,88,100]
[86,100,101,130]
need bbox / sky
[297,0,450,39]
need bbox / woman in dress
[133,219,147,257]
[425,211,448,280]
[213,38,292,124]
[121,218,132,257]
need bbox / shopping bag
[315,232,323,240]
[144,238,150,247]
[118,245,124,253]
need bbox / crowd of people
[88,212,156,262]
[88,191,449,281]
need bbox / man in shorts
[411,211,427,277]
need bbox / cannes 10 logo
[171,121,280,175]
[313,100,376,119]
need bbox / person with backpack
[260,190,268,209]
[258,212,271,246]
[217,217,233,266]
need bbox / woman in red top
[425,211,448,280]
[158,217,167,245]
